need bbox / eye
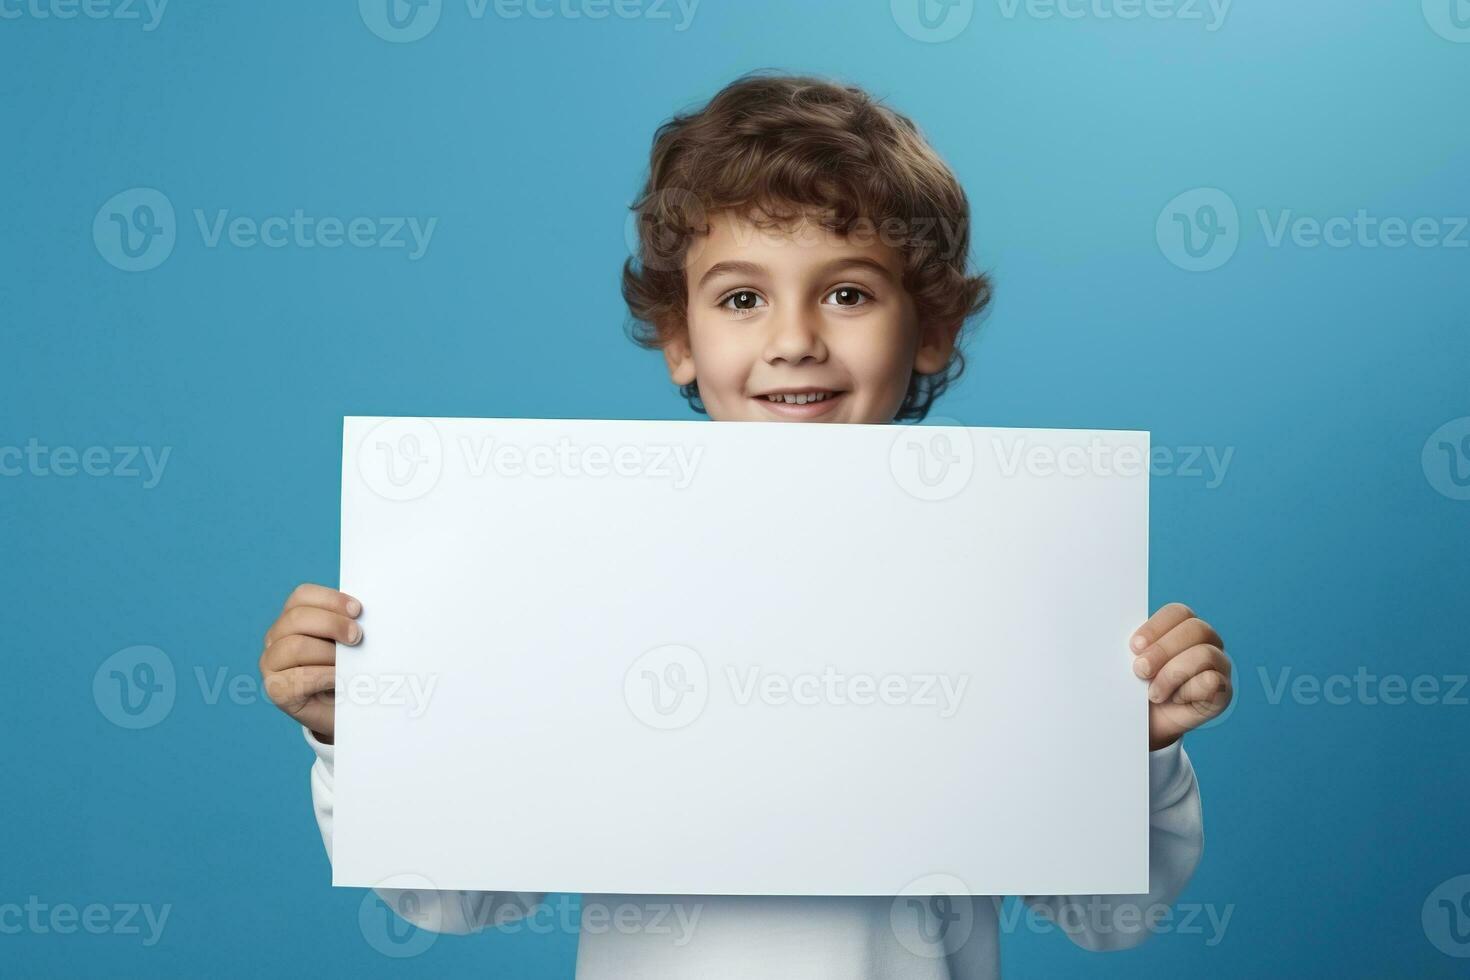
[824,286,872,308]
[718,290,766,313]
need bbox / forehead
[687,209,906,283]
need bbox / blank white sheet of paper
[334,416,1150,896]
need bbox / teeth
[766,392,832,405]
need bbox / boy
[259,73,1232,979]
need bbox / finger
[1132,615,1224,680]
[1171,669,1231,709]
[264,664,337,710]
[282,583,362,619]
[1130,602,1197,655]
[260,634,337,674]
[1147,644,1228,703]
[265,606,362,649]
[289,688,336,739]
[295,698,335,740]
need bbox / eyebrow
[695,256,899,289]
[696,260,766,289]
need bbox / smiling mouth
[761,391,838,405]
[752,389,846,418]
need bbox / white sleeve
[305,727,545,935]
[1021,739,1204,951]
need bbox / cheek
[834,320,919,395]
[686,318,756,395]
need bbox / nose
[762,305,828,366]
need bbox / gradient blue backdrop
[4,0,1468,976]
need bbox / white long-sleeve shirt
[306,728,1203,979]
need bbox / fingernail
[348,623,362,645]
[1147,686,1163,702]
[1130,634,1147,652]
[1133,657,1151,678]
[346,597,362,618]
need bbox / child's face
[663,211,954,424]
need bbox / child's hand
[1129,603,1233,750]
[259,583,363,743]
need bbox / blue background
[3,0,1468,976]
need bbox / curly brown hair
[621,72,992,421]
